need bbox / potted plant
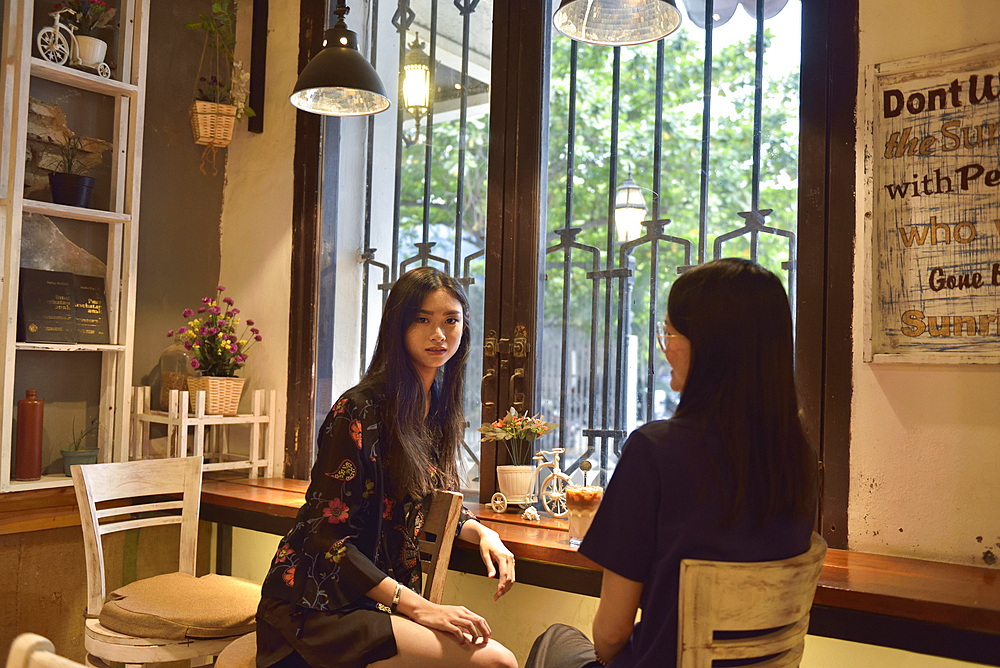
[479,408,557,504]
[58,0,117,70]
[48,135,99,207]
[60,416,101,476]
[169,285,262,415]
[187,0,254,150]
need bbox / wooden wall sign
[865,44,1000,363]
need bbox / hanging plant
[186,0,254,171]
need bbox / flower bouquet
[167,286,262,414]
[58,0,116,37]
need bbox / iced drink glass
[566,485,603,546]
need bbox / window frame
[285,0,857,549]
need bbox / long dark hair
[356,267,471,499]
[668,258,816,523]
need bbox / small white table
[130,386,276,477]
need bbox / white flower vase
[75,36,107,68]
[497,465,535,505]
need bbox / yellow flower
[239,339,247,345]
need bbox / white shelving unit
[130,387,277,478]
[0,0,150,492]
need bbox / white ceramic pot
[496,465,535,504]
[75,36,107,68]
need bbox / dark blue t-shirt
[578,416,816,668]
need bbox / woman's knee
[473,640,518,668]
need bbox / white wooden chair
[214,489,466,668]
[677,532,827,668]
[6,634,86,668]
[72,456,262,668]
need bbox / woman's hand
[407,601,492,644]
[461,519,515,600]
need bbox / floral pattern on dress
[260,386,476,614]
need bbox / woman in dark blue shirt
[528,259,818,668]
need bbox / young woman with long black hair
[527,258,819,668]
[257,267,518,668]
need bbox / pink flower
[167,329,174,337]
[217,285,226,291]
[254,334,263,342]
[247,319,255,326]
[201,297,211,304]
[184,341,192,350]
[223,297,234,305]
[182,308,194,317]
[251,328,259,335]
[323,498,349,524]
[231,308,240,315]
[208,306,222,315]
[178,326,187,334]
[198,306,206,313]
[190,359,200,369]
[199,326,207,336]
[229,345,238,353]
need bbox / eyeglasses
[655,321,682,353]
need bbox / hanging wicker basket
[189,101,237,147]
[186,376,246,415]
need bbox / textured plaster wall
[216,1,298,463]
[851,1,1000,565]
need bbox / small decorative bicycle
[490,447,572,517]
[36,9,112,79]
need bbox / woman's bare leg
[368,614,518,668]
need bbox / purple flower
[218,319,227,327]
[251,328,259,335]
[247,319,255,326]
[182,308,194,317]
[254,334,262,342]
[177,326,187,334]
[235,354,247,364]
[183,341,192,350]
[201,296,211,304]
[231,308,240,315]
[198,307,206,313]
[229,345,238,353]
[223,297,234,305]
[208,305,222,315]
[190,359,201,370]
[217,285,226,291]
[199,326,208,336]
[167,329,174,337]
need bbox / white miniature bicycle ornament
[37,8,112,79]
[490,447,572,517]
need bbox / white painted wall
[215,0,300,471]
[851,1,1000,566]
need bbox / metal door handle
[481,368,496,408]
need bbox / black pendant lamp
[553,0,682,46]
[290,1,390,116]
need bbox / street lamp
[402,34,431,145]
[614,173,648,243]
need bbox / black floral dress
[256,386,473,668]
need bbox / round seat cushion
[99,572,261,640]
[216,631,257,668]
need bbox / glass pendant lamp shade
[553,0,682,46]
[615,174,648,243]
[290,15,390,116]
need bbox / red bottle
[15,389,44,481]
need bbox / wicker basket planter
[186,376,245,415]
[189,101,237,147]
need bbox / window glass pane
[352,0,493,496]
[539,1,802,487]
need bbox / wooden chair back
[677,533,827,668]
[72,456,203,617]
[418,490,464,604]
[6,634,86,668]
